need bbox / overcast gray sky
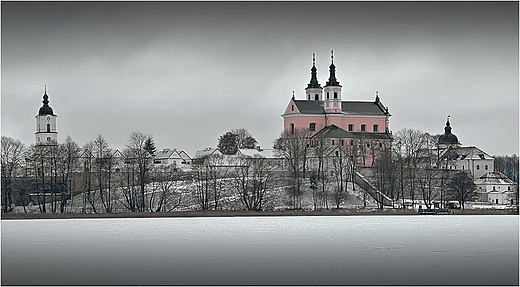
[2,2,518,156]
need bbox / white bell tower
[35,86,58,146]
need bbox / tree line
[2,127,518,213]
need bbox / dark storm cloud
[2,2,518,155]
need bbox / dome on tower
[438,117,459,145]
[38,91,54,115]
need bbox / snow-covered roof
[441,146,493,161]
[155,148,177,160]
[194,147,222,159]
[155,148,192,161]
[238,148,280,159]
[475,171,515,185]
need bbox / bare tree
[192,154,229,210]
[192,159,211,210]
[393,128,428,209]
[330,148,352,209]
[1,136,25,212]
[149,165,183,212]
[309,137,331,210]
[232,154,273,211]
[82,141,97,213]
[126,131,153,212]
[416,134,438,209]
[273,129,311,210]
[92,135,117,212]
[119,148,140,212]
[374,146,397,208]
[60,136,80,212]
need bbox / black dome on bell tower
[438,116,459,145]
[38,88,54,116]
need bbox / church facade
[282,52,392,166]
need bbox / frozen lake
[2,215,518,285]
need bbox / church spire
[325,50,340,87]
[38,86,54,115]
[42,86,49,107]
[307,53,321,89]
[445,115,452,134]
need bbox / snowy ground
[13,178,379,214]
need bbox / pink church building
[282,52,392,166]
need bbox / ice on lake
[2,215,518,285]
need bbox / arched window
[309,123,316,131]
[361,124,366,132]
[315,94,319,100]
[348,124,353,131]
[326,92,329,99]
[291,105,294,111]
[47,124,51,133]
[290,123,295,134]
[334,92,338,99]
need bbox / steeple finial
[325,50,340,87]
[375,90,380,103]
[307,53,321,89]
[292,90,295,99]
[445,115,452,134]
[42,86,49,107]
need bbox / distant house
[436,118,494,181]
[192,147,223,165]
[475,170,516,205]
[154,148,192,171]
[439,146,494,181]
[192,147,242,169]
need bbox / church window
[326,92,330,99]
[309,123,316,131]
[361,124,366,132]
[47,124,51,133]
[315,94,319,100]
[348,124,353,131]
[334,92,338,99]
[373,124,379,132]
[291,105,294,111]
[485,165,488,170]
[332,140,335,146]
[341,139,344,146]
[477,165,480,170]
[290,123,295,134]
